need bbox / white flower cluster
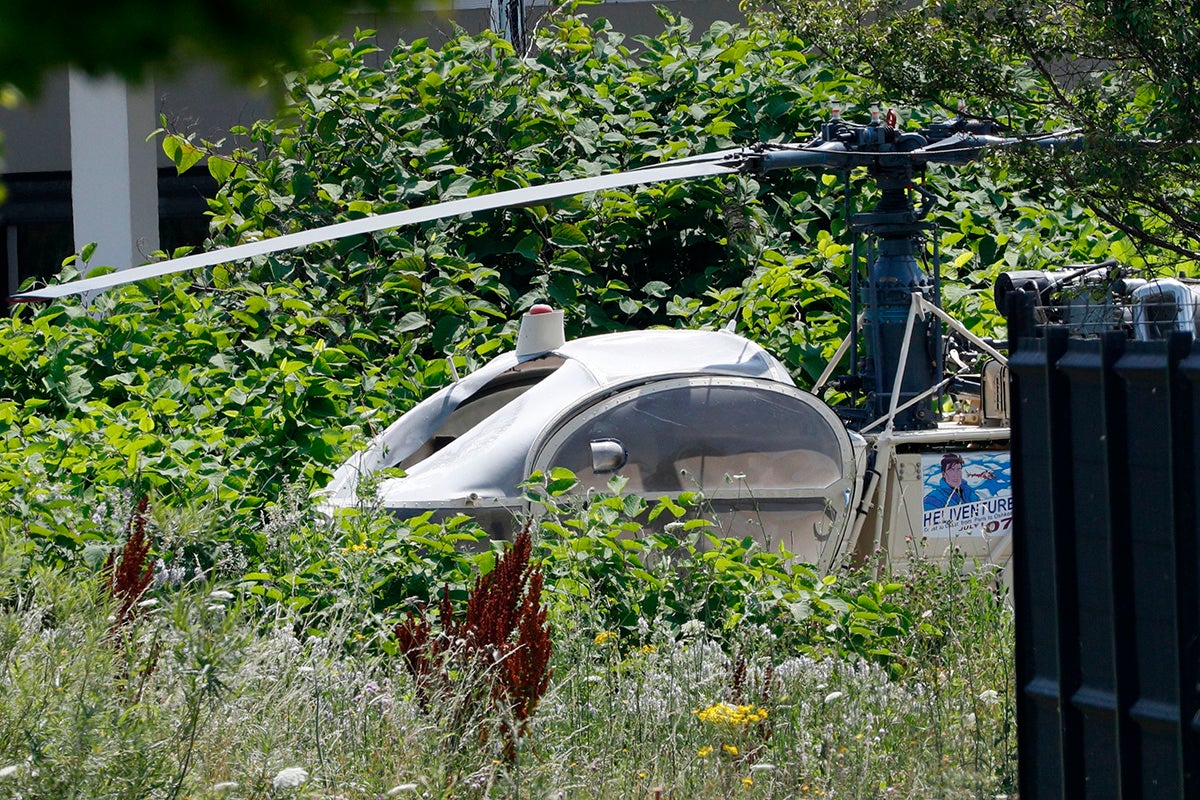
[271,766,309,790]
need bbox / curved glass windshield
[531,377,857,565]
[538,380,848,492]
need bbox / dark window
[1,166,216,307]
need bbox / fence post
[1113,335,1191,798]
[1172,339,1200,798]
[1057,331,1129,800]
[1011,293,1074,799]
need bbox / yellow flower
[640,644,657,654]
[697,746,713,758]
[594,630,617,645]
[742,777,753,788]
[638,771,647,779]
[723,744,739,757]
[693,703,769,727]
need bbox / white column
[67,71,159,275]
[489,0,526,53]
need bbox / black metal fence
[1009,294,1200,798]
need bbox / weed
[0,499,1014,799]
[396,527,553,760]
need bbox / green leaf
[161,134,203,174]
[396,312,428,332]
[82,544,110,570]
[244,338,274,358]
[549,223,589,248]
[207,157,235,183]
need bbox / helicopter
[14,102,1178,577]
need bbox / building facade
[0,0,740,302]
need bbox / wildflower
[978,688,1000,706]
[679,619,706,639]
[153,558,185,589]
[697,746,713,758]
[694,702,769,727]
[638,771,647,779]
[387,785,419,796]
[594,630,617,646]
[723,744,739,757]
[742,776,754,788]
[271,767,309,790]
[0,765,18,779]
[640,644,657,655]
[823,691,843,703]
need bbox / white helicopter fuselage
[321,305,1015,576]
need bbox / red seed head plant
[503,565,552,725]
[394,526,553,756]
[724,648,775,756]
[105,495,154,633]
[394,607,434,687]
[393,585,456,710]
[104,495,161,700]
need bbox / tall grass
[0,503,1015,799]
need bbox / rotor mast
[847,109,939,431]
[807,104,943,431]
[751,103,1024,431]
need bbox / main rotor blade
[755,131,1085,171]
[14,159,742,302]
[631,145,755,169]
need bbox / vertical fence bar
[1057,332,1129,799]
[1175,339,1200,798]
[1114,336,1190,798]
[1011,295,1073,799]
